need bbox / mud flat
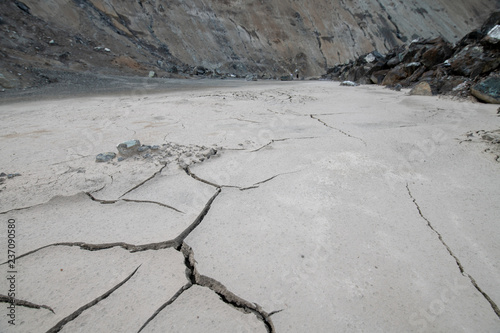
[0,81,499,332]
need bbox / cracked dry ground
[1,81,500,332]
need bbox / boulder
[471,77,500,104]
[409,81,433,96]
[382,65,407,86]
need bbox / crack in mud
[86,192,185,214]
[45,265,141,333]
[406,183,500,318]
[5,189,221,262]
[119,163,168,198]
[180,243,275,332]
[137,283,192,333]
[183,166,221,188]
[251,137,319,152]
[0,295,55,313]
[310,114,367,146]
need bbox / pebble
[96,152,116,162]
[151,145,160,150]
[7,173,21,179]
[0,172,6,177]
[138,145,150,152]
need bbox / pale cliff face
[2,0,498,78]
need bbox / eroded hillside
[0,0,498,88]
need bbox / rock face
[0,0,497,88]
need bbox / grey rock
[484,25,500,44]
[138,145,150,152]
[394,84,402,91]
[151,145,160,150]
[148,71,156,78]
[117,140,141,156]
[365,53,376,63]
[7,173,21,179]
[0,172,6,177]
[96,152,116,162]
[340,81,359,87]
[0,73,15,89]
[118,157,126,162]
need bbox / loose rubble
[97,140,220,168]
[322,12,500,102]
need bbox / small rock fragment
[117,140,141,156]
[96,152,116,162]
[118,157,126,162]
[0,172,6,177]
[7,173,21,179]
[138,145,150,152]
[151,145,160,150]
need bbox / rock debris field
[0,80,499,332]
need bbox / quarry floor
[0,80,499,332]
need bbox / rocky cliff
[1,0,499,88]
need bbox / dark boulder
[471,76,500,104]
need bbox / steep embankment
[0,0,498,88]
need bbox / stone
[484,25,500,44]
[409,81,433,96]
[148,71,156,78]
[365,53,376,63]
[104,48,111,52]
[280,75,292,81]
[382,66,407,86]
[117,140,141,156]
[371,70,389,84]
[151,145,160,150]
[15,1,31,14]
[137,145,150,152]
[471,77,500,104]
[0,73,15,89]
[7,173,21,179]
[0,172,6,177]
[394,84,402,91]
[245,74,257,81]
[340,81,359,86]
[96,152,116,162]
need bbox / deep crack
[0,295,55,313]
[180,243,275,332]
[310,114,367,146]
[406,183,500,318]
[4,188,221,262]
[45,265,141,333]
[173,188,221,248]
[183,166,221,188]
